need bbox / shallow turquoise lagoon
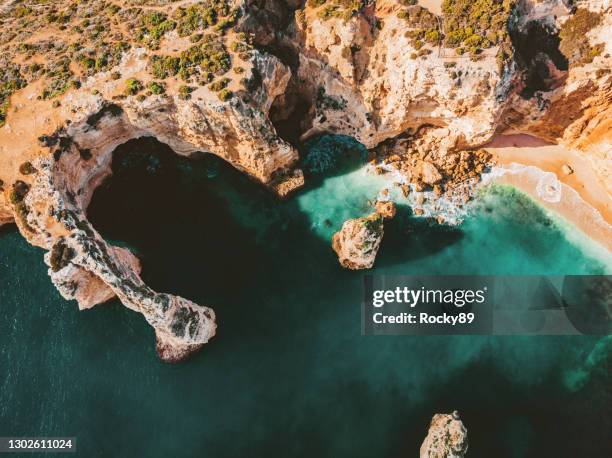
[0,136,610,457]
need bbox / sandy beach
[484,134,612,252]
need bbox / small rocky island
[332,200,395,269]
[0,0,610,360]
[420,412,469,458]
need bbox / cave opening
[86,136,293,309]
[510,19,569,98]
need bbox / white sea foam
[482,163,612,268]
[365,162,480,225]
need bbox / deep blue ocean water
[0,136,610,457]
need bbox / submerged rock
[420,412,468,458]
[332,213,384,270]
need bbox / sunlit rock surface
[420,412,468,458]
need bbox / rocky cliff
[0,0,610,360]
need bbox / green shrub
[150,55,180,79]
[14,6,33,18]
[424,29,442,44]
[19,162,37,175]
[559,9,604,66]
[218,88,233,101]
[208,77,230,91]
[50,239,75,272]
[0,71,26,126]
[316,0,365,22]
[441,0,513,51]
[148,81,166,95]
[9,180,30,205]
[178,85,195,100]
[180,39,231,76]
[397,6,438,28]
[80,56,96,70]
[173,1,236,36]
[124,78,143,96]
[363,215,383,235]
[41,62,77,100]
[138,11,176,48]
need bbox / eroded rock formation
[420,411,469,458]
[331,198,395,269]
[0,1,303,361]
[332,209,388,269]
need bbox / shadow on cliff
[0,222,16,235]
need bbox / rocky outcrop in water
[420,411,468,458]
[332,198,396,269]
[375,199,397,219]
[332,212,385,269]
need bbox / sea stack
[420,412,468,458]
[332,201,396,269]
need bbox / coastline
[484,135,612,252]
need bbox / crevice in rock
[270,90,313,148]
[236,2,319,148]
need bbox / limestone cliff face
[420,412,468,458]
[18,153,219,362]
[291,0,516,151]
[289,0,611,193]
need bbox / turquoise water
[0,136,610,457]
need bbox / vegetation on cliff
[395,0,514,62]
[307,0,367,22]
[559,9,604,66]
[149,34,234,92]
[50,238,76,273]
[0,0,243,115]
[441,0,514,59]
[9,180,33,232]
[0,66,26,127]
